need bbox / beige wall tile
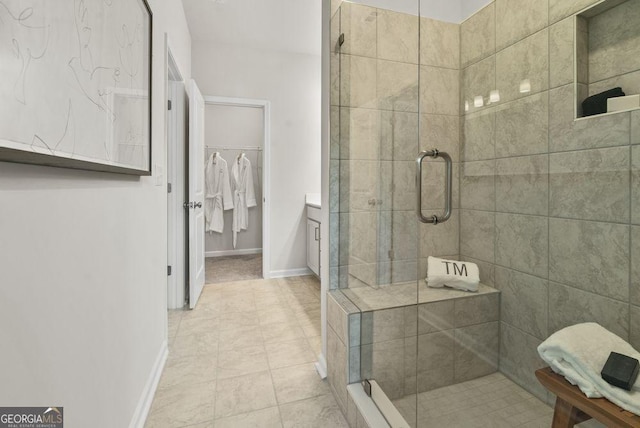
[416,331,455,391]
[549,282,629,339]
[549,146,630,223]
[420,114,460,162]
[588,69,640,96]
[340,2,377,58]
[461,2,496,67]
[462,108,495,161]
[460,209,495,263]
[496,213,549,278]
[454,322,499,382]
[378,60,419,112]
[462,56,495,115]
[340,54,377,108]
[588,0,640,83]
[496,0,548,50]
[496,29,549,103]
[327,325,348,410]
[499,323,547,401]
[549,17,575,89]
[550,84,630,151]
[495,267,548,339]
[417,300,456,335]
[377,9,419,64]
[367,338,406,399]
[454,293,500,327]
[630,226,640,305]
[420,66,460,116]
[496,154,549,216]
[340,107,381,161]
[420,209,460,257]
[576,17,589,85]
[460,160,495,211]
[632,110,640,145]
[549,0,599,24]
[420,17,459,69]
[631,304,640,351]
[549,218,629,301]
[633,146,640,224]
[461,256,496,286]
[381,111,419,161]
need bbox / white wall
[0,1,191,426]
[192,41,322,276]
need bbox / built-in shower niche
[575,0,640,118]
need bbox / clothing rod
[205,146,262,151]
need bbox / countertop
[305,193,321,209]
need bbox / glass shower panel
[330,1,422,425]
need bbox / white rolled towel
[426,256,479,292]
[538,322,640,416]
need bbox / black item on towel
[601,351,639,391]
[581,87,625,117]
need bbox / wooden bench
[535,367,640,428]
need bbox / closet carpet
[205,254,262,284]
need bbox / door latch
[183,201,202,209]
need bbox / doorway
[203,96,271,283]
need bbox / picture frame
[0,0,153,175]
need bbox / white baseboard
[269,267,313,278]
[205,248,262,258]
[129,341,168,428]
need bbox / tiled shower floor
[392,372,605,428]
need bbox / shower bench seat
[535,367,640,428]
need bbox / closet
[203,99,265,283]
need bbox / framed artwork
[0,0,153,175]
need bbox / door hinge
[388,250,394,260]
[167,265,172,276]
[363,379,372,397]
[168,99,172,110]
[338,33,345,46]
[168,182,172,193]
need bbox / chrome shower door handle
[416,149,452,225]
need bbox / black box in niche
[601,352,640,391]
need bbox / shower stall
[326,0,640,426]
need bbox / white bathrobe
[204,153,233,233]
[230,154,257,248]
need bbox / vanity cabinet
[306,203,321,277]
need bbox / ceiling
[182,0,322,56]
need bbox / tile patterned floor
[205,255,263,284]
[145,275,348,428]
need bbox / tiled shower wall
[330,0,640,411]
[460,0,640,401]
[329,2,461,290]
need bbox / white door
[188,79,206,309]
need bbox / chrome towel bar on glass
[416,149,452,225]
